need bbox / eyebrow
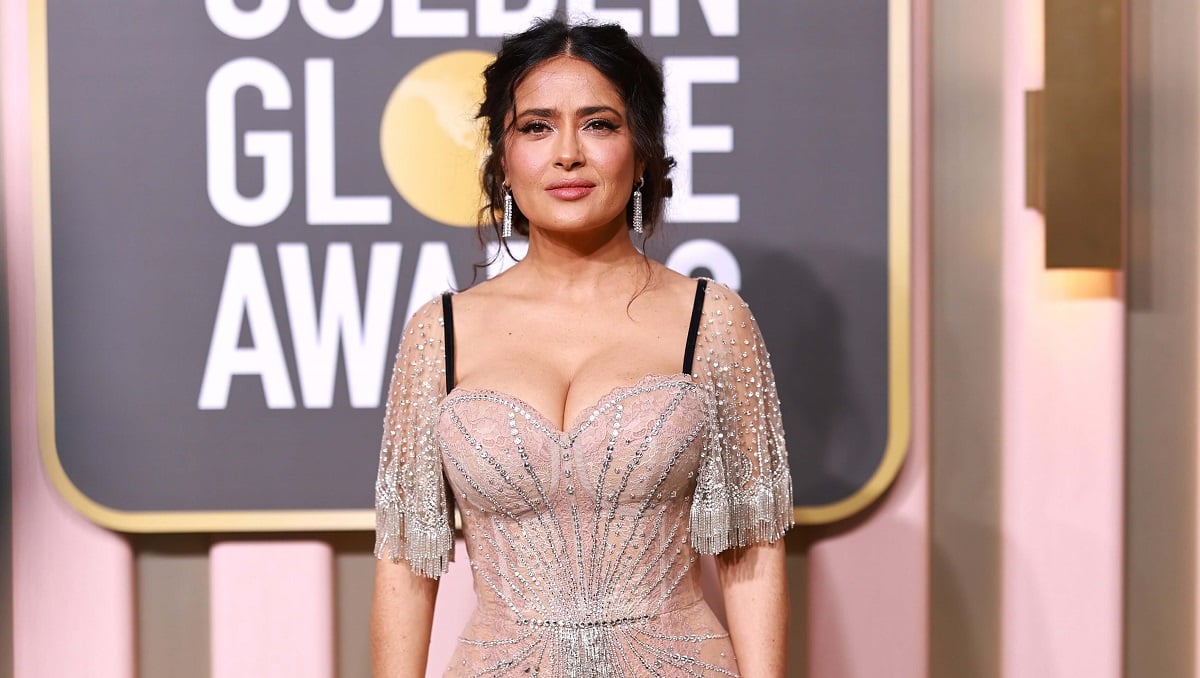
[515,105,624,119]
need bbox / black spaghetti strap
[441,292,456,391]
[681,279,708,374]
[440,292,460,530]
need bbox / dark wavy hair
[477,17,674,240]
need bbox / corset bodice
[438,374,739,677]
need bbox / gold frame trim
[29,2,911,532]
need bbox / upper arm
[374,298,454,579]
[689,282,794,554]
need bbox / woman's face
[502,56,641,236]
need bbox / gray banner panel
[41,0,900,527]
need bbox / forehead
[514,56,624,110]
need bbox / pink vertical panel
[806,451,929,678]
[1000,0,1124,676]
[808,0,930,674]
[5,0,137,675]
[210,542,334,678]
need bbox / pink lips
[545,179,596,200]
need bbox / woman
[371,17,792,677]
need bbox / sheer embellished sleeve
[690,282,794,554]
[373,297,454,578]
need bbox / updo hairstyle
[477,17,674,239]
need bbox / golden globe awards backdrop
[34,1,909,531]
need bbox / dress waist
[514,613,653,629]
[472,574,707,627]
[449,596,737,677]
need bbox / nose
[554,128,584,170]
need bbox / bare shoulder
[446,273,513,318]
[645,262,704,310]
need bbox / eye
[517,120,553,135]
[584,118,618,132]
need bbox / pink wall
[1000,1,1125,677]
[4,0,135,674]
[210,542,335,678]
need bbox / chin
[536,213,624,234]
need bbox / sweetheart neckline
[442,372,698,438]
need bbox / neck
[518,222,647,294]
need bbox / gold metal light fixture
[1026,0,1125,269]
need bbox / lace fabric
[374,281,793,676]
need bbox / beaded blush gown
[374,280,793,677]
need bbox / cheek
[504,145,543,185]
[601,142,637,180]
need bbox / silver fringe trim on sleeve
[372,300,455,579]
[688,283,795,555]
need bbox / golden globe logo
[380,50,492,228]
[198,2,746,413]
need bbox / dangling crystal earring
[631,179,644,234]
[501,185,513,239]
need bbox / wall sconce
[1026,0,1125,269]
